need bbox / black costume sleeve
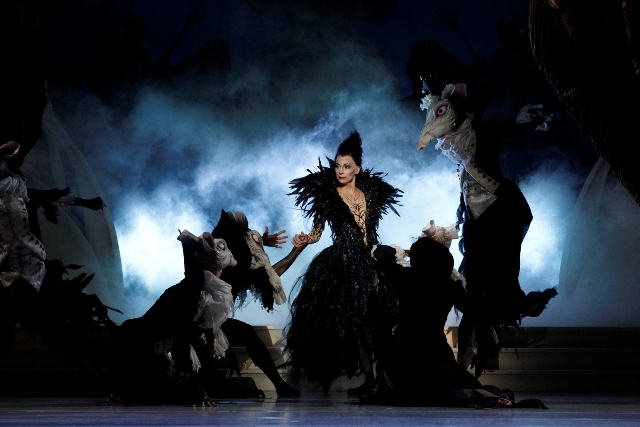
[245,267,276,311]
[450,280,474,314]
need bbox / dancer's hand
[193,386,217,408]
[292,232,310,248]
[194,392,217,408]
[74,196,107,210]
[443,224,458,241]
[263,227,288,248]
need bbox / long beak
[417,130,435,151]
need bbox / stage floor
[1,393,639,426]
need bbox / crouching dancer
[365,230,546,409]
[112,230,242,406]
[212,209,303,397]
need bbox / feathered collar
[289,158,401,244]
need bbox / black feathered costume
[285,159,401,386]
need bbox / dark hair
[409,237,454,277]
[335,131,363,167]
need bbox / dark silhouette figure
[212,209,302,397]
[86,16,153,108]
[362,239,548,409]
[175,39,231,83]
[363,238,481,405]
[0,259,120,376]
[1,0,46,172]
[406,39,468,103]
[87,4,210,108]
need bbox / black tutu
[287,241,398,384]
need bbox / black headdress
[335,131,363,166]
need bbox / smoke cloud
[46,7,640,328]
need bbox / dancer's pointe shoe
[347,378,374,396]
[276,382,301,397]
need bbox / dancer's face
[335,155,360,186]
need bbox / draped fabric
[529,0,640,204]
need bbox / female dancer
[285,131,401,391]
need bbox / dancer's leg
[222,319,300,396]
[191,335,265,399]
[346,344,375,395]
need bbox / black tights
[221,319,289,390]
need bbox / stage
[2,326,639,426]
[0,393,639,427]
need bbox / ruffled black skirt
[285,243,398,386]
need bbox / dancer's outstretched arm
[273,233,309,276]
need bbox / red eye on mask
[435,104,449,117]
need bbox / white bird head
[417,83,467,151]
